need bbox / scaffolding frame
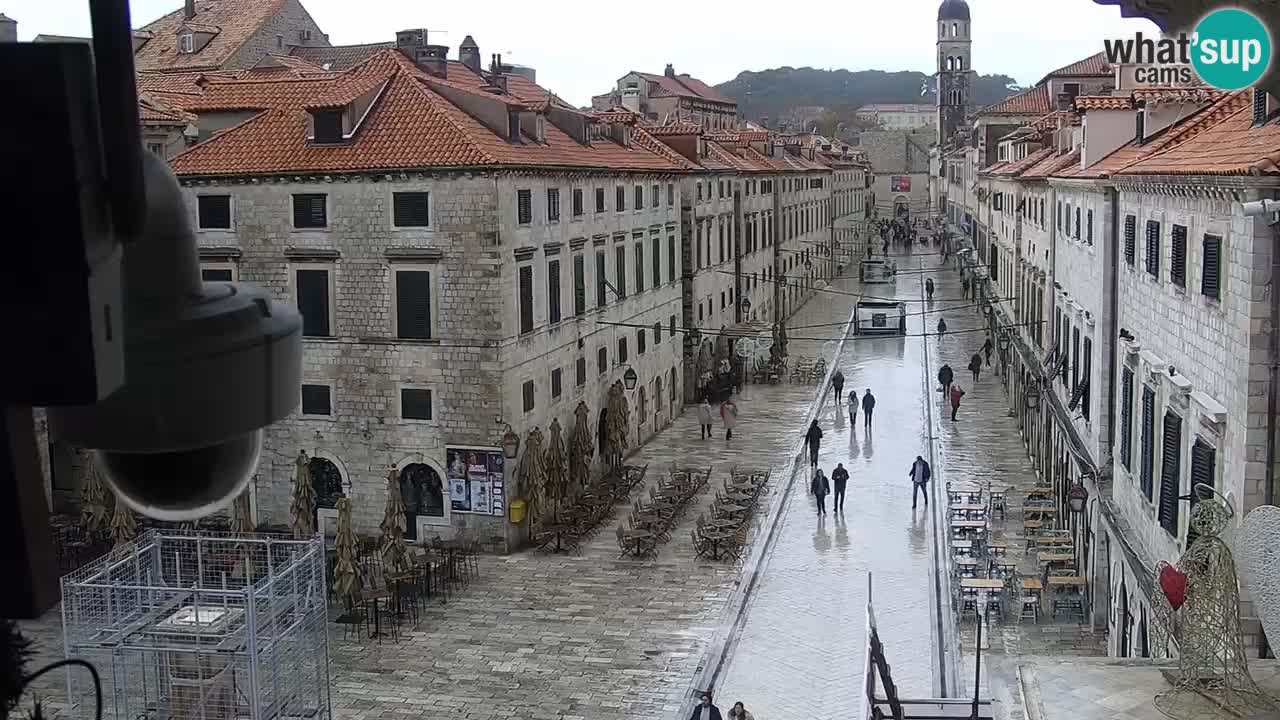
[60,530,331,720]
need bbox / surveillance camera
[1242,198,1280,217]
[48,149,302,521]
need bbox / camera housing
[47,149,303,521]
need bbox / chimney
[459,35,481,74]
[487,54,508,94]
[664,63,675,78]
[414,44,449,78]
[0,14,16,43]
[621,87,640,113]
[184,0,195,20]
[395,28,427,57]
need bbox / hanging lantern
[1068,479,1090,514]
[1025,383,1041,410]
[501,423,520,459]
[998,332,1011,352]
[740,298,752,313]
[623,366,639,390]
[688,327,703,346]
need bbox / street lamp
[998,332,1011,353]
[623,366,638,391]
[1068,472,1092,514]
[740,298,752,314]
[501,423,520,459]
[1024,382,1041,410]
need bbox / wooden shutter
[596,188,605,212]
[517,189,532,224]
[293,194,327,228]
[1170,224,1187,286]
[617,186,625,211]
[395,270,432,340]
[392,192,430,227]
[634,243,645,293]
[615,245,627,298]
[597,347,607,374]
[1145,220,1160,277]
[635,185,643,209]
[1086,209,1094,244]
[652,237,661,287]
[312,110,343,144]
[547,260,561,324]
[668,236,676,283]
[1124,215,1136,264]
[296,269,330,336]
[551,368,562,398]
[198,195,231,229]
[522,380,534,412]
[1071,328,1080,392]
[1158,411,1183,535]
[518,265,534,334]
[1202,234,1222,300]
[1187,439,1216,545]
[654,322,662,343]
[638,329,646,354]
[596,251,607,307]
[1074,207,1081,239]
[573,255,585,316]
[1140,386,1155,500]
[1120,368,1133,470]
[547,188,560,222]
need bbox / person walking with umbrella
[861,389,876,430]
[804,419,824,469]
[908,455,932,510]
[968,351,983,383]
[831,462,850,512]
[949,384,966,421]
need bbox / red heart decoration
[1159,563,1188,610]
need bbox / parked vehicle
[854,301,907,336]
[860,258,897,284]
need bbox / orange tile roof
[980,161,1008,174]
[1022,149,1080,179]
[133,0,290,71]
[981,85,1051,115]
[1115,92,1280,176]
[137,70,236,95]
[1132,87,1226,106]
[646,122,702,136]
[636,72,736,105]
[1029,110,1073,131]
[289,43,394,71]
[168,50,691,177]
[1075,95,1134,111]
[995,146,1056,176]
[139,92,195,124]
[1039,52,1111,83]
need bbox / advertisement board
[445,447,506,516]
[891,176,911,193]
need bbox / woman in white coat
[720,397,739,440]
[697,399,714,440]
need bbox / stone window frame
[299,380,336,419]
[290,193,330,231]
[200,261,238,282]
[290,261,336,338]
[388,189,434,232]
[195,193,235,232]
[389,264,440,342]
[395,383,437,425]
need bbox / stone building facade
[592,65,739,131]
[131,0,330,72]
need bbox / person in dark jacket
[925,277,935,300]
[689,694,723,720]
[968,352,983,383]
[804,420,823,468]
[831,463,850,512]
[848,389,859,425]
[811,468,831,515]
[909,455,932,509]
[962,275,971,299]
[938,364,954,396]
[982,337,994,366]
[831,370,845,403]
[861,389,876,429]
[936,318,948,335]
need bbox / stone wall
[227,0,330,70]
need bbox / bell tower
[936,0,972,145]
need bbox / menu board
[446,447,506,516]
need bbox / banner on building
[445,447,506,516]
[891,176,911,193]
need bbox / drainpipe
[1266,192,1279,508]
[1106,186,1121,463]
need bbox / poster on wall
[445,447,506,516]
[891,176,911,193]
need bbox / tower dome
[937,0,970,20]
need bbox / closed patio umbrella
[78,452,110,538]
[569,401,593,495]
[544,419,566,524]
[333,496,361,601]
[109,492,135,547]
[379,466,412,577]
[290,450,316,539]
[232,490,255,534]
[521,427,546,526]
[605,381,630,469]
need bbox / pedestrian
[908,454,932,509]
[882,238,889,255]
[832,462,850,512]
[697,398,714,440]
[937,364,954,396]
[848,388,859,425]
[804,419,823,468]
[936,318,947,335]
[689,694,723,720]
[831,369,845,402]
[949,384,966,421]
[962,276,971,299]
[982,337,994,366]
[968,352,983,383]
[925,277,934,300]
[726,702,754,720]
[720,396,739,440]
[861,389,876,429]
[811,468,831,515]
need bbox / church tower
[936,0,972,145]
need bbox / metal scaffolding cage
[60,530,331,720]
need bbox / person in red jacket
[949,384,966,422]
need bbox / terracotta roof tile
[1030,110,1073,131]
[1132,86,1226,106]
[981,85,1051,115]
[289,43,394,71]
[137,70,235,94]
[636,72,736,105]
[646,122,702,136]
[1022,149,1080,179]
[1115,91,1280,176]
[996,146,1056,176]
[133,0,288,71]
[1039,52,1111,83]
[1075,95,1134,111]
[139,92,195,124]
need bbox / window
[668,236,676,284]
[1081,337,1092,420]
[178,32,194,53]
[1145,220,1161,277]
[547,260,562,324]
[1074,207,1081,240]
[696,224,703,268]
[616,186,626,212]
[651,237,661,289]
[634,244,645,293]
[615,246,627,298]
[667,183,675,206]
[576,357,587,386]
[637,328,646,355]
[147,142,166,156]
[292,193,327,228]
[652,184,660,208]
[1071,326,1080,393]
[1120,367,1134,471]
[597,347,607,375]
[718,223,725,262]
[522,380,535,413]
[197,195,232,229]
[1158,411,1183,536]
[654,321,662,343]
[635,185,644,210]
[595,187,606,213]
[551,368,563,399]
[1086,209,1094,245]
[573,255,586,316]
[596,251,607,307]
[669,315,676,339]
[1140,385,1156,500]
[294,267,332,337]
[547,188,560,222]
[1170,224,1187,287]
[517,189,533,225]
[1188,439,1217,544]
[201,264,235,282]
[617,337,628,363]
[394,269,434,340]
[1202,234,1222,300]
[1124,215,1136,265]
[300,383,332,417]
[1056,201,1061,229]
[697,183,703,202]
[400,388,433,420]
[572,189,584,217]
[518,265,534,334]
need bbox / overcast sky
[9,0,1157,106]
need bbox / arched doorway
[894,195,909,218]
[310,456,344,511]
[399,463,445,540]
[654,376,663,426]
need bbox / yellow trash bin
[509,498,527,524]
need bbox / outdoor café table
[1039,552,1075,566]
[949,503,986,518]
[719,503,748,518]
[707,518,738,532]
[951,519,986,530]
[622,528,655,557]
[1022,578,1044,592]
[954,557,979,576]
[987,540,1009,555]
[960,578,1004,591]
[1046,576,1087,588]
[726,491,754,504]
[1025,505,1058,521]
[991,559,1018,576]
[1025,488,1052,500]
[702,530,735,560]
[1022,519,1044,532]
[1037,535,1073,546]
[539,524,575,553]
[952,539,974,553]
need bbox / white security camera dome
[48,149,302,521]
